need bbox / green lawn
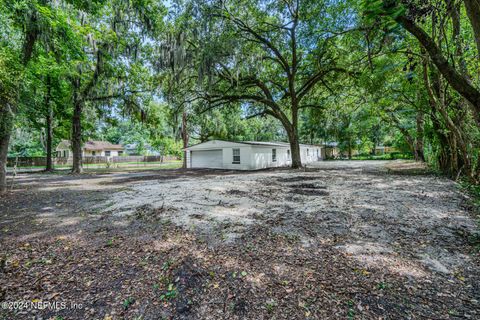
[8,160,182,172]
[83,162,182,172]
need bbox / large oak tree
[183,0,354,168]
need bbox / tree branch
[395,14,480,114]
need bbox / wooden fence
[111,155,163,163]
[7,155,180,167]
[6,157,69,167]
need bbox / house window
[118,151,123,156]
[287,149,291,160]
[92,151,96,156]
[232,148,240,164]
[272,149,277,162]
[105,151,111,156]
[307,148,309,156]
[63,150,66,157]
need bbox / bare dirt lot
[0,160,479,319]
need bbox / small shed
[185,140,322,170]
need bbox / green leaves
[160,283,177,301]
[361,0,405,32]
[122,296,135,310]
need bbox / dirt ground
[0,160,479,319]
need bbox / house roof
[56,140,71,150]
[56,140,124,151]
[84,141,124,151]
[244,141,321,148]
[241,141,291,147]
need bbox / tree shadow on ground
[1,165,479,319]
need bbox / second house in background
[56,140,124,159]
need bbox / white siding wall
[56,149,71,158]
[186,150,191,168]
[84,150,122,157]
[104,150,121,157]
[222,146,252,170]
[300,146,322,163]
[56,148,124,158]
[185,140,323,170]
[187,141,251,169]
[250,146,290,169]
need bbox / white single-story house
[56,140,125,158]
[184,140,322,170]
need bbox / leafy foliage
[0,0,479,182]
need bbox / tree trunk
[45,106,53,171]
[451,2,480,126]
[284,104,302,169]
[71,99,83,174]
[181,111,188,169]
[0,102,14,193]
[45,76,53,171]
[415,111,425,162]
[464,0,480,56]
[0,109,13,193]
[287,102,302,169]
[429,111,451,171]
[288,127,302,169]
[347,139,352,159]
[431,61,472,176]
[422,51,472,177]
[0,131,11,193]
